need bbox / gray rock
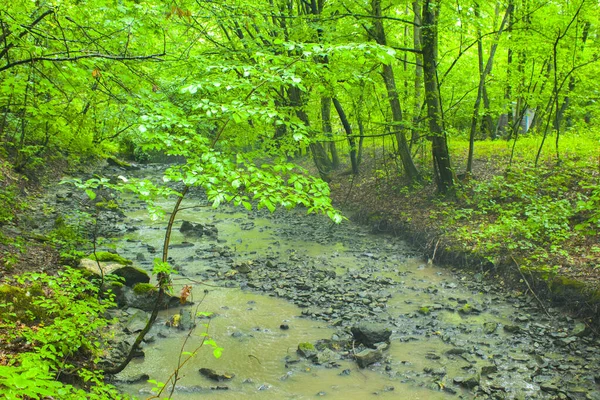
[315,348,341,365]
[113,373,150,384]
[199,368,235,382]
[180,221,218,238]
[481,365,498,376]
[178,309,195,331]
[79,258,150,287]
[124,309,149,333]
[297,343,318,359]
[503,324,521,333]
[351,322,391,348]
[446,347,468,356]
[118,286,182,311]
[453,374,480,388]
[483,322,498,334]
[572,322,590,338]
[355,348,383,368]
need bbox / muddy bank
[346,206,600,329]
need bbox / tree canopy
[1,0,599,191]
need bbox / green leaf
[85,189,96,200]
[213,347,223,359]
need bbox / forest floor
[0,159,64,279]
[324,149,600,325]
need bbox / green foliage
[575,183,600,235]
[0,268,126,399]
[432,161,599,275]
[47,212,93,263]
[0,184,23,225]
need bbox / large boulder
[116,285,181,311]
[79,258,150,287]
[351,322,392,348]
[124,309,150,334]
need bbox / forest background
[1,0,600,397]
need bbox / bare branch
[0,52,165,73]
[0,8,55,60]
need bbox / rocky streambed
[31,163,600,399]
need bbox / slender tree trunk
[332,97,358,175]
[422,0,453,193]
[412,0,423,148]
[553,21,589,131]
[288,86,332,177]
[467,2,512,174]
[371,0,420,182]
[321,97,340,169]
[355,84,366,166]
[501,0,514,139]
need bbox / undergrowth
[438,161,599,277]
[0,268,127,399]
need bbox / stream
[52,165,600,399]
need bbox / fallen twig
[511,256,551,318]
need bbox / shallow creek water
[103,181,599,400]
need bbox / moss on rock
[107,156,132,168]
[86,251,132,265]
[418,306,431,315]
[133,283,156,295]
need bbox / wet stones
[117,286,182,312]
[483,322,498,334]
[79,257,150,287]
[571,322,590,338]
[166,309,196,331]
[232,260,252,274]
[124,309,149,333]
[79,165,600,399]
[315,348,341,366]
[199,368,235,382]
[480,365,498,376]
[355,348,383,368]
[297,342,318,360]
[180,220,218,238]
[503,324,521,333]
[453,374,480,389]
[351,322,392,348]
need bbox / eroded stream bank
[50,164,600,399]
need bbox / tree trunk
[371,0,420,182]
[288,86,332,178]
[411,0,423,148]
[467,2,512,174]
[422,0,453,193]
[321,97,340,169]
[332,97,358,175]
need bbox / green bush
[444,163,591,271]
[0,184,22,225]
[0,268,127,399]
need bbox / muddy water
[113,199,457,399]
[107,182,600,400]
